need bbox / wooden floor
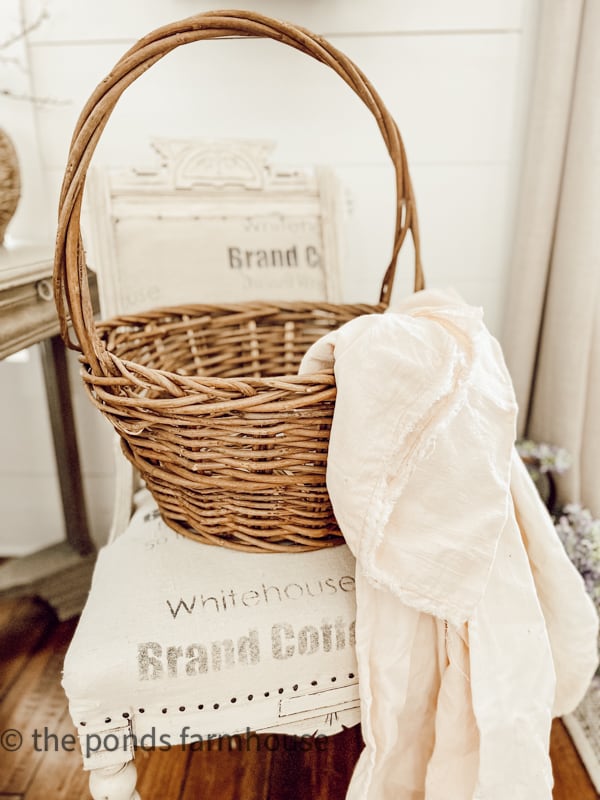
[0,596,597,799]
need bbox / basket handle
[54,9,424,365]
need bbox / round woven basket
[0,129,21,245]
[54,10,423,553]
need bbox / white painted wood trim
[89,762,140,800]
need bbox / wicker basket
[54,10,423,553]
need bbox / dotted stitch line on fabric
[78,673,356,727]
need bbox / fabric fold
[300,289,518,625]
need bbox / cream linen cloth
[298,288,598,800]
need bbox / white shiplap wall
[0,0,539,552]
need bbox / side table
[0,242,98,619]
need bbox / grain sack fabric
[62,492,359,770]
[299,288,599,800]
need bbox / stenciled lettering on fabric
[165,575,356,620]
[227,245,321,270]
[137,617,356,680]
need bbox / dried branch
[0,88,69,106]
[1,4,68,106]
[0,55,27,72]
[0,5,49,50]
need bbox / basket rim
[82,356,337,397]
[83,298,387,402]
[95,298,389,324]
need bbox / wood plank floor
[0,597,597,799]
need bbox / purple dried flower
[516,438,572,475]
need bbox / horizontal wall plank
[31,32,521,174]
[0,473,115,555]
[0,474,64,556]
[335,163,514,335]
[23,0,525,42]
[0,346,113,552]
[0,347,59,475]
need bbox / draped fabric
[502,0,600,515]
[299,291,598,798]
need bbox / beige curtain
[503,0,600,515]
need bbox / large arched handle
[54,10,424,367]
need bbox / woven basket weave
[54,10,423,553]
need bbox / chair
[61,138,360,799]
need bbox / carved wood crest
[83,138,344,316]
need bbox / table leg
[39,335,94,556]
